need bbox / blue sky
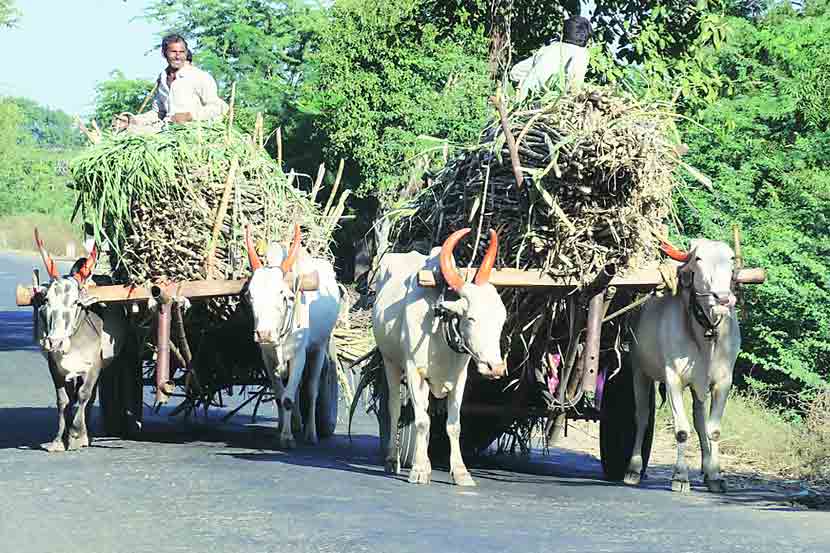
[0,0,163,117]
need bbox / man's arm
[191,71,229,121]
[130,79,164,124]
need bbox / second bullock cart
[364,236,766,481]
[16,266,341,441]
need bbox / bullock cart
[361,254,766,481]
[354,86,768,481]
[15,120,351,442]
[407,258,765,480]
[15,269,341,439]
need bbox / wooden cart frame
[16,271,339,439]
[372,263,765,480]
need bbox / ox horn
[73,245,98,284]
[245,225,263,271]
[474,229,499,286]
[439,228,471,293]
[280,224,301,273]
[660,240,690,263]
[34,228,59,280]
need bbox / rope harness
[432,285,484,365]
[276,274,304,344]
[678,269,736,341]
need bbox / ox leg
[44,384,70,453]
[262,349,289,448]
[281,339,310,450]
[68,370,100,450]
[703,380,731,493]
[383,359,402,475]
[666,373,691,493]
[691,389,712,485]
[407,366,431,485]
[447,370,474,487]
[624,368,652,486]
[302,347,326,445]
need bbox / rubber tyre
[315,354,339,438]
[599,363,655,481]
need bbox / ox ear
[438,297,469,317]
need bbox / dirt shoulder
[554,419,829,510]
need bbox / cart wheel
[315,354,339,439]
[599,363,654,481]
[99,343,143,438]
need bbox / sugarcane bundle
[333,285,376,367]
[70,123,346,286]
[392,85,692,285]
[379,85,704,423]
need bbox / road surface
[0,252,826,553]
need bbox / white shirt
[134,65,228,124]
[510,42,589,100]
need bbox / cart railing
[418,266,766,290]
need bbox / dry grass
[654,389,830,485]
[0,214,81,257]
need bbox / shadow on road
[0,407,55,449]
[1,401,816,509]
[0,310,38,352]
[0,406,126,451]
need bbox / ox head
[438,228,507,379]
[34,228,97,354]
[662,238,737,323]
[244,224,302,345]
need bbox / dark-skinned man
[117,34,227,129]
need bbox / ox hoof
[42,439,66,453]
[384,459,401,475]
[67,434,89,451]
[705,476,728,493]
[623,471,642,486]
[451,470,476,487]
[408,467,431,485]
[671,479,691,493]
[304,432,319,445]
[280,436,297,450]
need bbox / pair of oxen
[32,225,337,452]
[32,226,741,494]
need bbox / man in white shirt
[118,34,228,129]
[510,17,592,101]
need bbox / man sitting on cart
[510,16,592,101]
[114,34,228,131]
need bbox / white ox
[625,239,741,493]
[372,228,507,486]
[245,224,340,448]
[32,229,127,452]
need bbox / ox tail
[658,382,667,409]
[347,347,384,442]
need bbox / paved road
[0,252,827,553]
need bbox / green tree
[298,0,492,204]
[92,70,155,129]
[7,97,84,149]
[674,6,830,394]
[0,99,77,218]
[0,0,19,28]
